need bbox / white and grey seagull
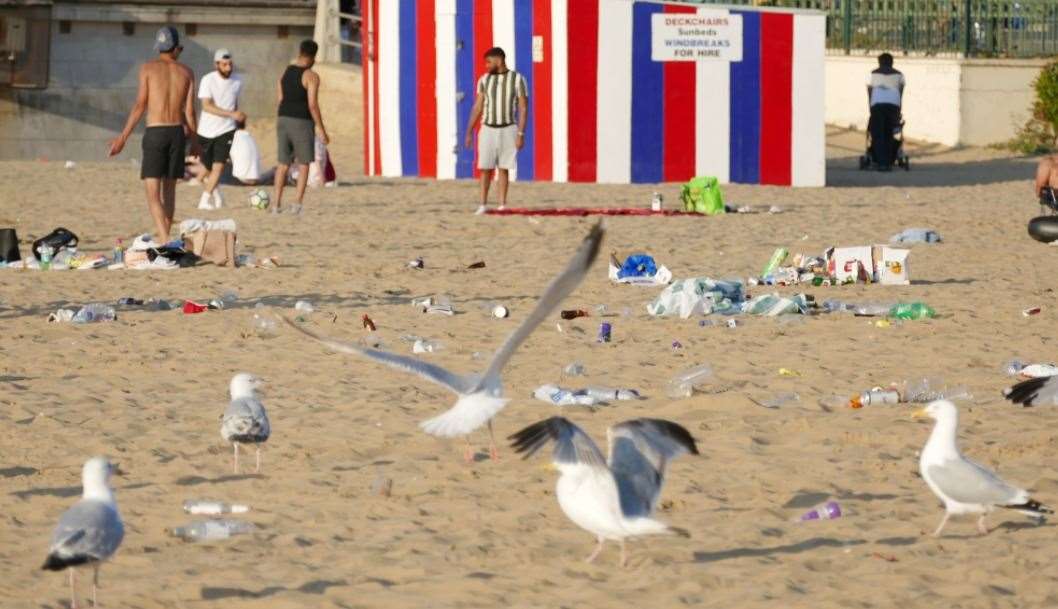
[1003,375,1058,407]
[42,456,125,609]
[913,400,1052,536]
[221,372,271,474]
[509,416,698,566]
[285,223,603,461]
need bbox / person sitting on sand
[185,124,271,186]
[1035,155,1058,208]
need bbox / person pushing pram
[861,53,909,172]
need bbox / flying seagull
[221,373,271,473]
[285,222,603,461]
[509,416,698,566]
[1003,375,1058,407]
[913,400,1052,536]
[42,457,125,609]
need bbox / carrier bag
[32,227,79,260]
[187,230,237,266]
[680,176,726,216]
[0,228,20,263]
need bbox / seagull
[285,222,603,461]
[1003,375,1058,406]
[913,400,1052,536]
[42,456,124,609]
[508,416,698,566]
[221,373,271,473]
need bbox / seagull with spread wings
[285,223,603,461]
[509,416,699,566]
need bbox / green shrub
[1007,60,1058,154]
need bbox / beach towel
[485,207,706,217]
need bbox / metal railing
[683,1,1058,57]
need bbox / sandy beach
[3,129,1058,608]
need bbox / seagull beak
[910,408,928,420]
[542,463,557,472]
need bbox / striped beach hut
[362,0,825,187]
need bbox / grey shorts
[477,124,518,170]
[277,116,314,165]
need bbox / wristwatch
[517,131,524,137]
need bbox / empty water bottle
[668,364,713,398]
[796,501,842,522]
[169,519,256,541]
[412,339,442,354]
[71,304,116,324]
[584,387,641,402]
[252,312,277,338]
[901,377,971,402]
[532,384,597,407]
[182,500,250,515]
[563,362,586,377]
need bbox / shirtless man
[1035,156,1058,202]
[108,26,198,244]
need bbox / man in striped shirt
[464,47,528,215]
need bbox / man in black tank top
[274,39,330,214]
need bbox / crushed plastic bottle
[563,362,586,377]
[182,500,250,515]
[852,302,894,317]
[901,378,971,402]
[533,384,597,407]
[757,392,800,409]
[169,519,256,541]
[795,501,842,522]
[251,312,278,338]
[71,304,117,324]
[294,300,315,313]
[888,302,936,320]
[668,364,714,398]
[583,387,641,402]
[412,339,442,354]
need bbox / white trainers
[474,205,487,215]
[496,205,507,212]
[197,192,214,211]
[211,188,224,209]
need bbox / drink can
[597,322,612,343]
[860,389,899,406]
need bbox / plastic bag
[680,176,726,216]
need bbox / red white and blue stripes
[363,0,825,187]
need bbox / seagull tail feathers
[41,552,89,571]
[419,393,511,438]
[623,517,684,538]
[1002,499,1054,517]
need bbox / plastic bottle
[182,500,250,515]
[901,378,971,403]
[795,501,842,522]
[38,244,54,270]
[761,247,789,278]
[252,313,277,338]
[169,519,256,541]
[850,389,899,408]
[852,303,893,317]
[412,339,442,354]
[584,387,641,402]
[563,362,586,377]
[888,302,936,320]
[294,300,315,313]
[113,239,124,264]
[71,304,117,324]
[533,385,597,407]
[668,364,714,398]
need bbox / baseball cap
[214,48,232,62]
[153,26,180,53]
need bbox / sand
[2,129,1058,608]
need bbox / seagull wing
[606,419,699,518]
[221,397,271,442]
[1004,376,1058,407]
[926,457,1024,506]
[43,501,124,568]
[475,223,604,391]
[283,317,476,395]
[508,416,607,468]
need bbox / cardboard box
[825,245,910,285]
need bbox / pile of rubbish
[751,244,911,287]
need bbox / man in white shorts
[463,47,528,215]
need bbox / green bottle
[888,302,936,320]
[761,247,789,278]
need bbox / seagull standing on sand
[914,400,1052,536]
[285,223,603,461]
[221,373,271,473]
[509,416,698,566]
[42,457,124,609]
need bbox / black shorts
[141,125,186,180]
[200,129,236,168]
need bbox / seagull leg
[255,446,262,474]
[619,539,629,568]
[463,437,474,463]
[932,513,951,537]
[69,568,79,609]
[233,443,240,474]
[487,420,500,461]
[92,564,99,607]
[977,514,990,535]
[585,537,604,563]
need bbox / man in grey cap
[109,25,198,245]
[195,47,245,210]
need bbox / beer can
[597,322,612,343]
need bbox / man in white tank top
[866,53,905,171]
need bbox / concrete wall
[825,55,1045,147]
[0,7,313,160]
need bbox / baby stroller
[859,113,910,171]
